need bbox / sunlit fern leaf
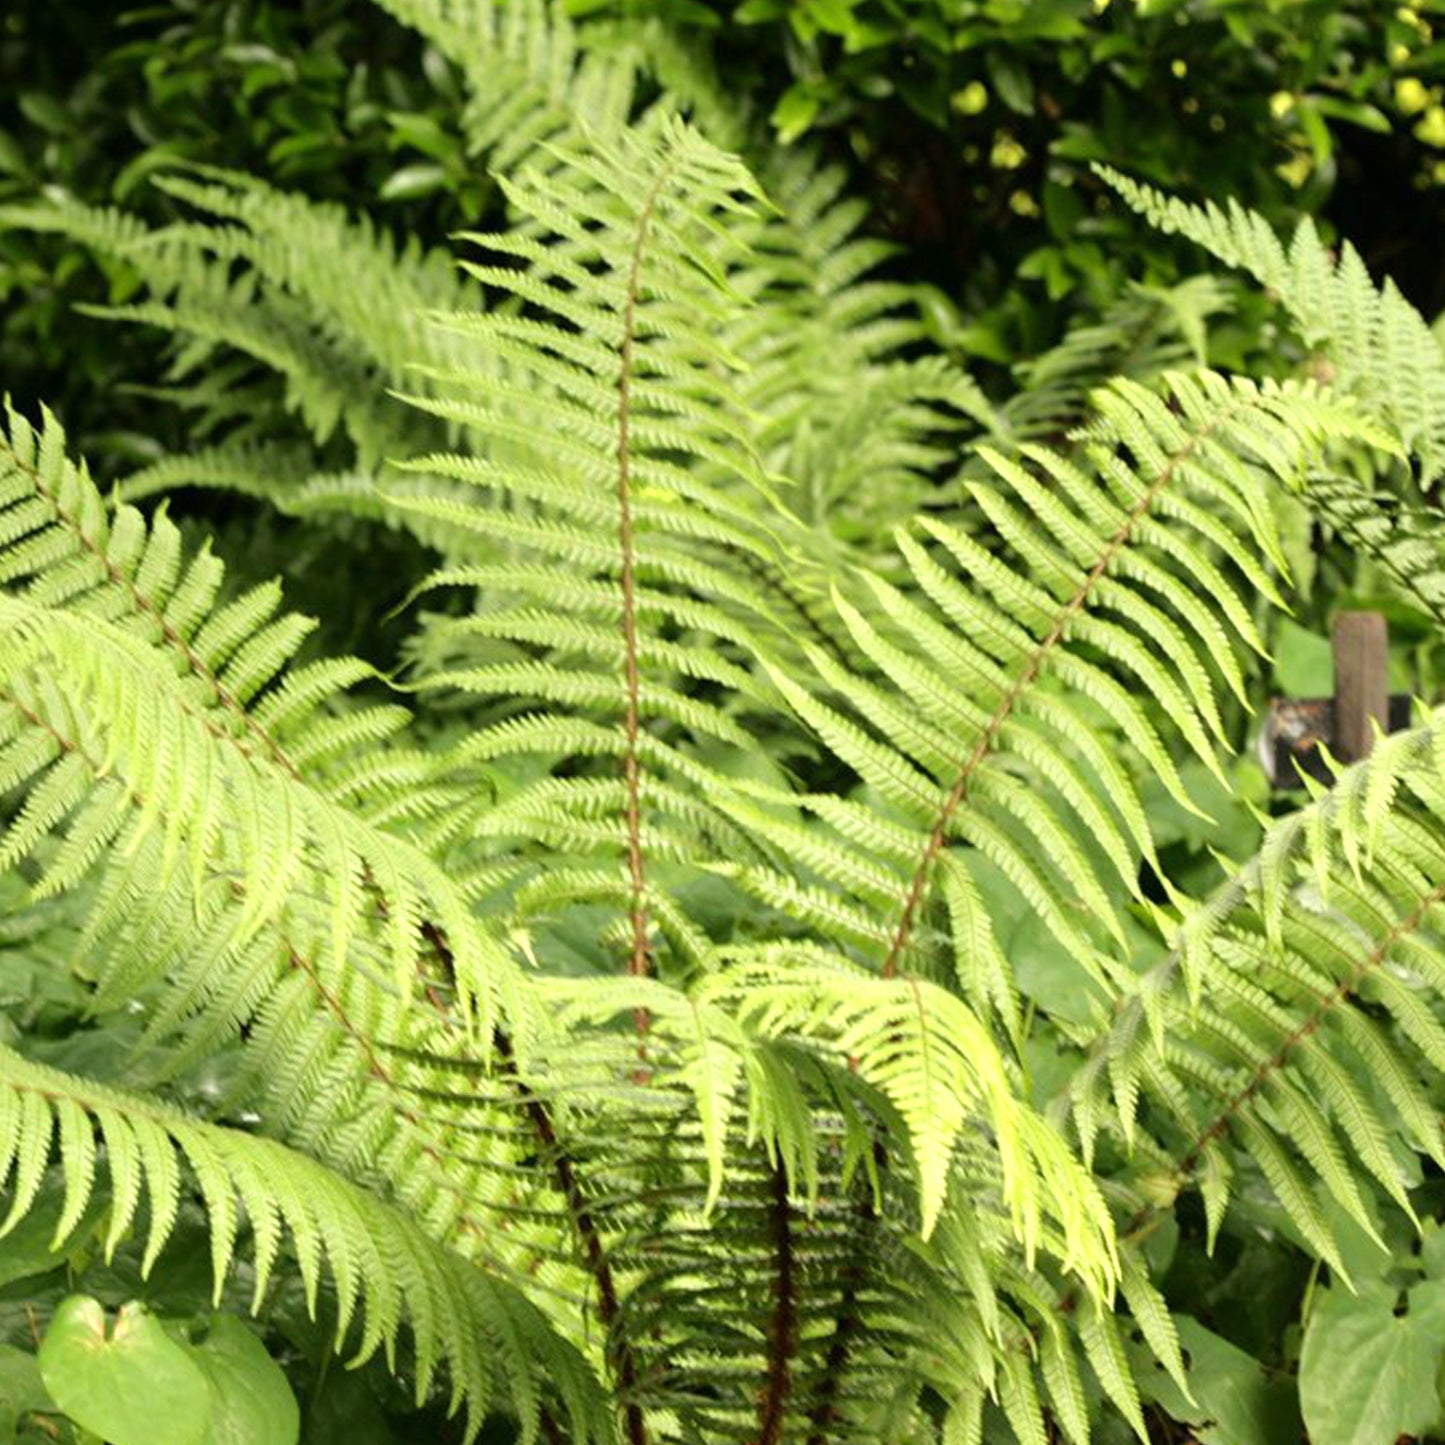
[733,372,1390,1012]
[542,976,756,1214]
[1099,164,1445,468]
[702,949,1118,1276]
[0,405,440,820]
[29,784,621,1383]
[13,0,997,631]
[0,596,515,1016]
[381,116,819,980]
[370,0,1000,604]
[508,995,1090,1445]
[15,58,1445,1444]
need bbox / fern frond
[0,587,529,1060]
[697,952,1116,1280]
[267,1,994,588]
[0,171,471,471]
[0,1041,605,1444]
[0,412,549,1262]
[367,0,639,172]
[151,166,474,379]
[1100,165,1445,465]
[740,371,1389,1008]
[1073,706,1445,1274]
[387,117,807,983]
[1101,165,1445,617]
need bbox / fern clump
[3,5,1445,1445]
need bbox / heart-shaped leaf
[192,1316,299,1445]
[38,1295,210,1445]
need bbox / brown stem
[755,1160,797,1445]
[805,1153,882,1445]
[493,1028,649,1445]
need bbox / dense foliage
[2,3,1445,1445]
[583,0,1445,343]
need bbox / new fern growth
[4,10,1445,1445]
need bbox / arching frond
[0,1042,605,1445]
[0,170,473,471]
[1101,165,1445,618]
[1072,707,1445,1276]
[0,405,409,798]
[730,370,1391,1017]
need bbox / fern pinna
[4,10,1445,1445]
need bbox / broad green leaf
[193,1317,300,1445]
[0,1343,56,1439]
[1133,1315,1301,1445]
[1299,1280,1445,1445]
[1272,618,1333,697]
[38,1296,210,1445]
[184,1323,297,1445]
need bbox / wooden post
[1332,611,1389,763]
